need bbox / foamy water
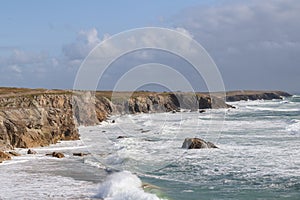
[0,96,299,199]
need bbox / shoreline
[0,87,291,155]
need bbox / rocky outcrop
[182,138,218,149]
[0,93,79,149]
[0,88,290,151]
[0,151,11,163]
[226,91,291,102]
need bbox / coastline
[0,92,298,200]
[0,87,291,154]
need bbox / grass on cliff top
[0,87,73,97]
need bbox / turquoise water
[80,96,300,200]
[0,96,299,199]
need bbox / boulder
[117,136,128,139]
[46,152,65,158]
[27,149,37,154]
[0,151,11,163]
[182,138,218,149]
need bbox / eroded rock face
[0,89,232,150]
[182,138,218,149]
[0,94,79,149]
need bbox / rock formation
[0,88,291,151]
[182,138,218,149]
[0,151,11,163]
[226,91,291,102]
[0,93,78,149]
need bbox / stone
[182,138,218,149]
[117,136,128,139]
[0,151,11,163]
[27,149,37,154]
[53,152,64,158]
[46,152,64,158]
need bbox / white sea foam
[286,119,300,134]
[95,171,163,200]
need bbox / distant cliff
[225,90,291,102]
[0,88,290,150]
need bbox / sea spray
[286,119,300,135]
[95,171,165,200]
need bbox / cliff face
[0,89,290,150]
[226,91,291,102]
[0,94,78,150]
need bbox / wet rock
[117,136,128,139]
[9,151,21,156]
[27,149,37,154]
[182,138,218,149]
[73,152,88,157]
[199,110,206,113]
[0,151,11,163]
[46,152,64,158]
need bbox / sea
[0,95,299,200]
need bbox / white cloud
[62,28,100,61]
[174,0,300,91]
[9,65,22,73]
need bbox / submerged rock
[73,152,88,157]
[182,138,218,149]
[117,136,128,139]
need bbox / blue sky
[0,0,299,92]
[0,0,206,54]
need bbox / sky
[0,0,299,93]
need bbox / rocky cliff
[226,90,291,102]
[0,92,78,150]
[0,88,290,150]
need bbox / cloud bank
[0,0,299,92]
[174,0,300,91]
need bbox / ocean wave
[95,171,165,200]
[245,106,300,112]
[286,119,300,134]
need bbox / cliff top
[0,87,291,100]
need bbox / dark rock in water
[46,152,64,158]
[117,136,128,139]
[73,152,88,157]
[0,151,11,163]
[199,110,206,113]
[141,130,150,133]
[111,120,115,123]
[182,138,218,149]
[172,110,176,113]
[27,149,37,154]
[9,151,21,156]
